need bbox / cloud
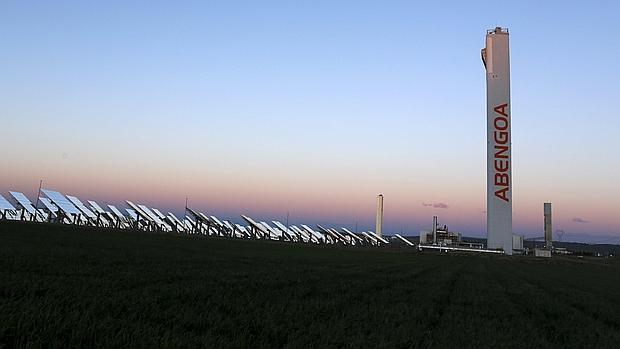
[422,202,449,209]
[572,217,589,224]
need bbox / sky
[1,1,619,243]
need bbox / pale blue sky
[1,1,619,242]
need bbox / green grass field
[1,221,619,348]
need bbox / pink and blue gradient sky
[1,1,618,242]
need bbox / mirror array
[0,188,416,247]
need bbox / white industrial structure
[482,27,513,255]
[419,216,461,246]
[376,194,383,238]
[512,234,524,251]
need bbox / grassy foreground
[1,221,619,348]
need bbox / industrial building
[512,234,524,251]
[419,216,461,246]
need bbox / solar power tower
[482,27,513,255]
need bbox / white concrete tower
[544,203,553,249]
[482,27,513,255]
[376,194,383,238]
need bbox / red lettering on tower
[492,103,510,203]
[494,103,508,116]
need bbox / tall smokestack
[544,203,553,249]
[376,194,383,237]
[432,216,438,244]
[482,27,513,255]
